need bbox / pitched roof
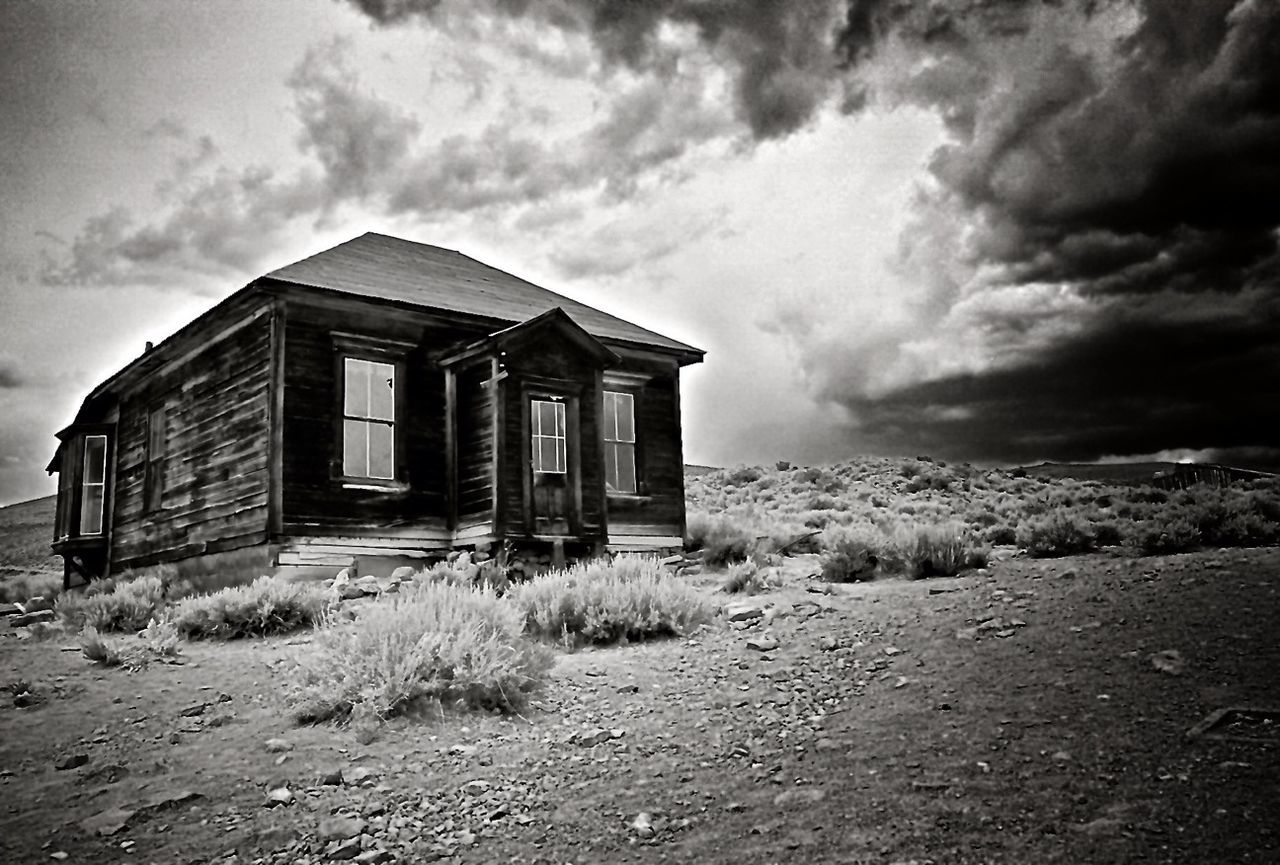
[264,232,702,359]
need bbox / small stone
[457,830,477,846]
[389,566,416,581]
[461,779,491,796]
[318,768,345,786]
[745,635,779,652]
[50,853,69,861]
[572,728,612,747]
[346,766,377,785]
[265,787,294,807]
[55,754,89,771]
[80,806,136,836]
[1150,649,1186,675]
[884,646,903,656]
[630,812,655,838]
[318,816,366,841]
[773,788,826,807]
[264,738,294,753]
[180,703,209,717]
[329,837,363,860]
[725,602,764,622]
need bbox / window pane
[343,418,368,477]
[536,438,555,472]
[615,393,634,443]
[603,392,617,440]
[368,422,395,479]
[554,401,565,436]
[615,443,636,493]
[84,436,107,484]
[367,361,395,421]
[344,359,370,417]
[535,400,552,434]
[80,485,104,535]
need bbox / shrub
[1128,516,1202,556]
[888,522,987,578]
[171,577,327,639]
[290,582,551,729]
[724,466,763,485]
[414,553,510,594]
[1017,514,1097,558]
[80,618,181,669]
[984,523,1018,545]
[722,559,767,595]
[819,529,881,583]
[56,575,167,632]
[508,556,713,648]
[0,572,62,605]
[685,512,758,566]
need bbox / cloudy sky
[1,0,1277,505]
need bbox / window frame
[602,390,637,494]
[331,332,413,491]
[341,356,399,482]
[530,397,567,475]
[53,425,113,542]
[79,434,108,536]
[144,403,167,513]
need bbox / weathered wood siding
[455,360,495,532]
[110,301,274,566]
[278,292,482,538]
[605,353,686,537]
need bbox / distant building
[48,232,703,587]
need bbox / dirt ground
[2,547,1278,865]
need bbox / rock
[461,779,491,796]
[1150,649,1186,675]
[265,787,294,807]
[616,684,639,694]
[346,766,377,786]
[11,609,55,627]
[24,596,54,613]
[329,837,363,860]
[55,753,89,771]
[318,816,366,841]
[334,567,353,584]
[339,583,365,601]
[355,575,382,595]
[50,852,69,861]
[180,702,209,717]
[457,830,477,846]
[745,635,779,652]
[389,566,417,581]
[725,602,764,622]
[318,768,345,786]
[630,812,655,838]
[80,806,136,836]
[884,646,904,656]
[264,738,294,753]
[354,851,393,865]
[660,554,684,566]
[571,728,612,747]
[772,788,826,808]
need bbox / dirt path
[2,548,1278,864]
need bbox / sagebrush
[171,576,327,639]
[508,556,713,647]
[289,581,552,729]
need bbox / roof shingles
[264,232,701,358]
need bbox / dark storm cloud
[844,289,1280,467]
[0,360,23,389]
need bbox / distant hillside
[1018,461,1182,484]
[0,495,59,575]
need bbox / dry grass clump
[0,572,62,605]
[56,575,168,632]
[508,555,714,648]
[721,558,774,594]
[820,522,987,581]
[289,581,551,730]
[80,618,181,669]
[171,576,327,640]
[685,512,760,566]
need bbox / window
[145,405,166,512]
[603,391,636,493]
[80,435,107,535]
[343,357,396,480]
[531,399,566,473]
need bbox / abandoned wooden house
[48,232,704,587]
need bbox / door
[529,397,578,533]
